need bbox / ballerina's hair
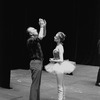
[57,32,66,42]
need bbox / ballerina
[45,32,76,100]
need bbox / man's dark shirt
[27,37,43,61]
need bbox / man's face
[29,29,38,36]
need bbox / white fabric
[53,44,64,61]
[54,44,64,53]
[45,44,76,74]
[45,60,76,74]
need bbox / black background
[1,0,100,71]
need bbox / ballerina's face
[54,32,66,43]
[54,34,60,43]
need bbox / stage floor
[0,64,100,100]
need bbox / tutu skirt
[45,60,76,74]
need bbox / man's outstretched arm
[38,18,46,39]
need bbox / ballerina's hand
[49,58,62,63]
[49,58,54,62]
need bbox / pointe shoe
[58,86,65,100]
[63,93,65,100]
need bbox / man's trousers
[29,60,43,100]
[96,68,100,85]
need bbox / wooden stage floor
[0,64,100,100]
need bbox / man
[95,39,100,86]
[27,18,46,100]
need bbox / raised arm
[38,18,46,39]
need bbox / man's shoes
[95,83,100,87]
[6,87,13,89]
[0,86,13,89]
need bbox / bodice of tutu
[53,44,64,60]
[53,50,60,60]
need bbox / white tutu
[45,60,76,74]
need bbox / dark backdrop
[1,0,100,71]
